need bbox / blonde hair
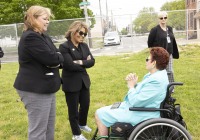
[23,5,54,33]
[158,11,168,18]
[65,21,88,40]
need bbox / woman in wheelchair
[95,47,170,139]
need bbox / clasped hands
[73,55,91,65]
[125,73,138,88]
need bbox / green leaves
[132,0,186,34]
[0,0,94,25]
[133,7,157,34]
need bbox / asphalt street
[91,36,148,56]
[91,36,200,56]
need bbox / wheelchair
[91,82,192,140]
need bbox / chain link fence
[0,9,199,62]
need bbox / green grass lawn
[0,45,199,140]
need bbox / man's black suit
[14,30,64,93]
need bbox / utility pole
[82,0,93,48]
[99,0,104,36]
[106,0,109,31]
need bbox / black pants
[65,84,90,135]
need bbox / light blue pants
[17,90,55,140]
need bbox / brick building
[186,0,197,39]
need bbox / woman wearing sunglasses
[147,11,179,85]
[95,47,169,139]
[59,21,95,140]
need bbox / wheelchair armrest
[129,107,161,112]
[129,107,173,116]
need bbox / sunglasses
[159,17,167,20]
[78,31,87,37]
[146,58,151,62]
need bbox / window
[198,1,200,11]
[190,12,194,28]
[199,19,200,29]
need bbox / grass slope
[0,45,199,139]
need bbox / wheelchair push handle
[167,82,183,88]
[167,82,183,95]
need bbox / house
[186,0,197,39]
[194,0,200,39]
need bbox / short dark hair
[150,47,169,70]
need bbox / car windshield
[105,32,118,37]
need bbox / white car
[104,31,121,46]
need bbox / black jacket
[0,47,3,70]
[59,40,95,92]
[148,25,179,59]
[14,30,64,93]
[0,47,4,58]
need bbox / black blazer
[0,47,3,70]
[0,47,4,58]
[148,25,179,59]
[14,30,64,93]
[59,40,95,92]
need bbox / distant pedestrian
[13,5,64,140]
[147,11,179,83]
[59,21,95,140]
[0,47,4,70]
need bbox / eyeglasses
[159,17,167,20]
[146,58,151,62]
[78,31,87,37]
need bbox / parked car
[126,33,132,37]
[104,31,121,46]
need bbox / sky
[88,0,172,15]
[87,0,173,30]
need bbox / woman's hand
[73,60,83,65]
[125,73,138,89]
[73,55,91,65]
[87,55,91,60]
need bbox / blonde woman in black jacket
[14,6,63,140]
[148,11,179,84]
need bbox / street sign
[79,1,90,7]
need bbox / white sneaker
[79,125,92,133]
[72,134,87,140]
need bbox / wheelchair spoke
[128,118,191,140]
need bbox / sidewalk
[176,38,200,46]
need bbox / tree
[132,0,186,34]
[133,7,157,34]
[121,27,128,35]
[0,0,95,25]
[0,0,95,38]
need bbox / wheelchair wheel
[128,118,192,140]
